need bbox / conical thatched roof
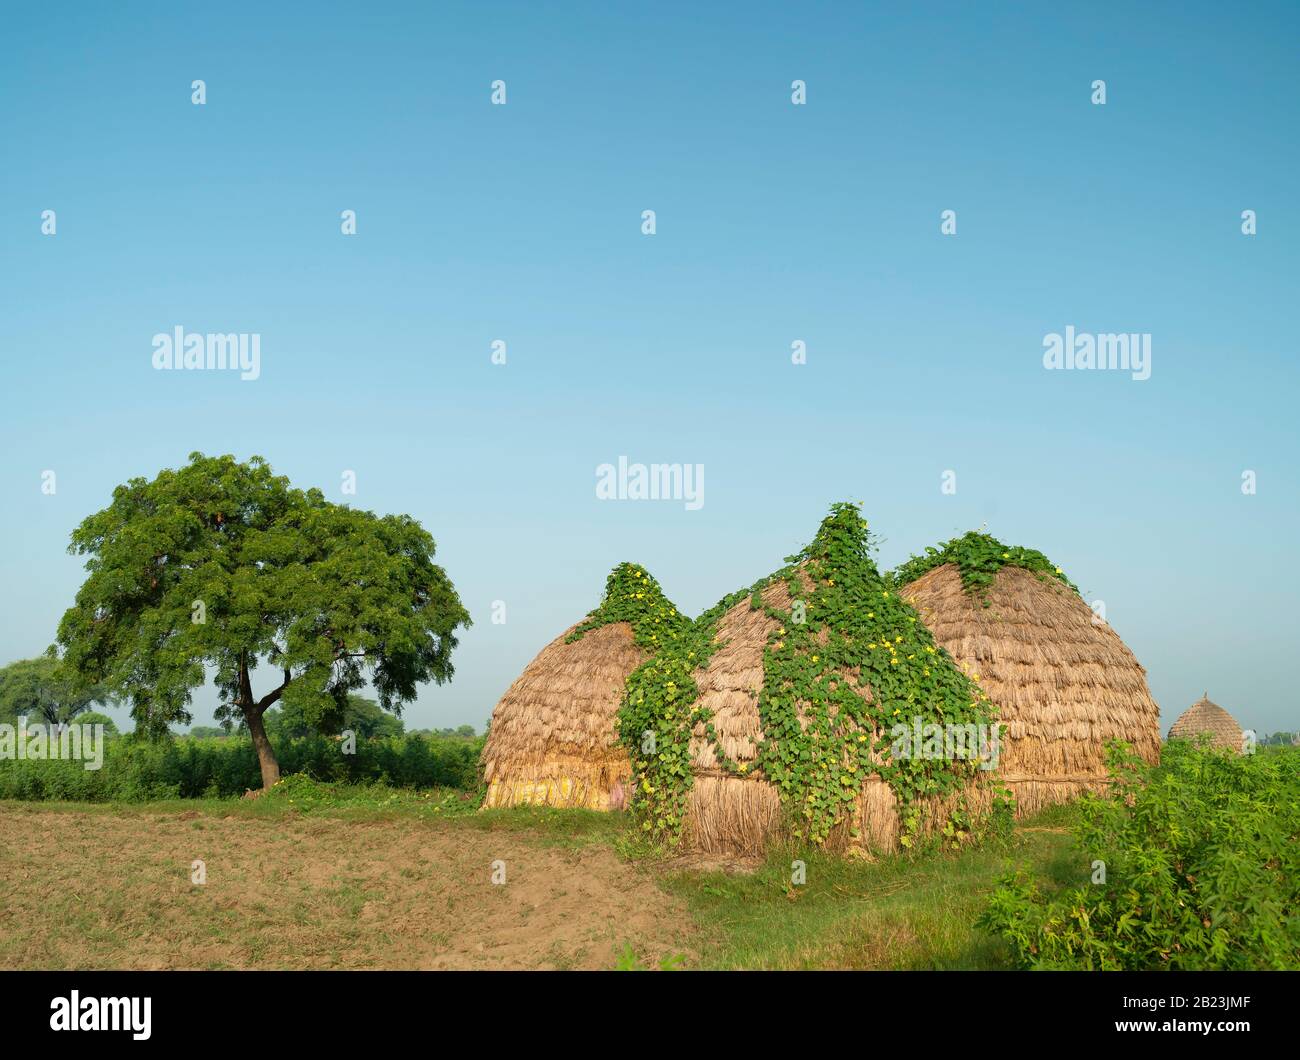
[1168,694,1243,753]
[898,548,1162,815]
[481,564,686,810]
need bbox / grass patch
[662,806,1081,969]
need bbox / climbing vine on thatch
[615,577,765,844]
[889,530,1078,604]
[567,563,692,650]
[618,503,1000,849]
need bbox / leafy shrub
[979,741,1300,969]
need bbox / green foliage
[256,772,477,816]
[416,724,480,740]
[979,742,1300,969]
[55,453,469,767]
[619,503,997,849]
[0,731,485,802]
[889,530,1077,603]
[0,651,112,726]
[263,693,405,740]
[567,563,692,650]
[72,711,119,735]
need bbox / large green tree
[57,453,471,788]
[0,651,109,727]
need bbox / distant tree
[57,453,470,789]
[0,651,111,727]
[264,693,404,740]
[418,724,481,739]
[73,710,119,735]
[339,695,405,739]
[187,725,229,739]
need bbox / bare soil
[0,804,696,970]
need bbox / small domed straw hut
[481,564,688,810]
[1168,693,1244,753]
[894,533,1162,815]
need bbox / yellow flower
[1055,567,1062,575]
[811,655,819,663]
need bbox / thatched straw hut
[683,574,989,855]
[1168,693,1243,753]
[656,505,996,857]
[481,564,686,810]
[896,538,1162,815]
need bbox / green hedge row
[0,732,485,802]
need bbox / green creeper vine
[889,530,1078,605]
[617,503,1001,850]
[614,576,767,842]
[567,563,692,650]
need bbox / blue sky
[1,1,1296,736]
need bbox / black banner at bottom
[0,970,1293,1046]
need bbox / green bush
[979,741,1300,970]
[0,731,485,802]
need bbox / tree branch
[254,667,293,714]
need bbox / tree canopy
[57,453,471,786]
[73,710,119,735]
[0,651,110,727]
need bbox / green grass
[661,805,1081,969]
[3,779,482,823]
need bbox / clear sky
[1,2,1296,737]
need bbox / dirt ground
[0,804,697,970]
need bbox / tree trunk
[245,707,281,789]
